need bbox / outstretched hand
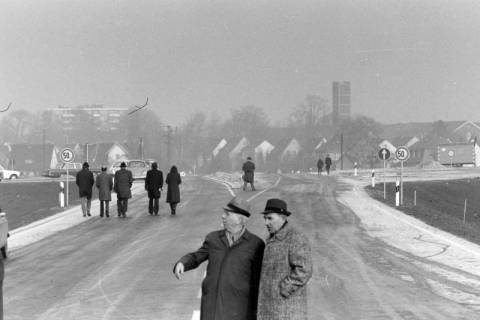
[174,262,184,280]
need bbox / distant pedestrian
[316,157,324,176]
[145,162,163,216]
[76,162,94,217]
[173,197,265,320]
[325,154,332,175]
[258,198,313,320]
[242,156,256,191]
[165,165,181,216]
[114,162,133,218]
[96,165,113,217]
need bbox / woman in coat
[165,165,181,215]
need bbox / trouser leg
[153,198,159,214]
[100,200,104,216]
[86,198,91,215]
[123,199,128,215]
[105,201,110,217]
[81,197,87,216]
[251,182,255,191]
[117,198,122,216]
[148,198,154,214]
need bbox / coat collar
[267,221,291,242]
[220,228,252,247]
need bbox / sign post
[395,146,410,205]
[60,148,75,207]
[448,150,454,168]
[378,147,390,199]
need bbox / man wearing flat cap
[173,197,265,320]
[257,198,313,320]
[96,165,113,217]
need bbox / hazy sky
[1,0,480,126]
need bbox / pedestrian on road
[76,162,94,217]
[316,157,324,176]
[325,154,332,176]
[242,156,256,191]
[114,162,133,218]
[145,162,163,216]
[96,165,113,217]
[165,165,181,216]
[173,197,265,320]
[258,198,313,320]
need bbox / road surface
[4,174,480,319]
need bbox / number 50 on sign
[395,146,410,161]
[60,148,75,163]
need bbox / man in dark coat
[114,162,133,218]
[76,162,94,217]
[145,162,163,216]
[165,165,181,216]
[242,156,256,191]
[258,199,312,320]
[325,154,332,175]
[316,158,324,176]
[173,197,265,320]
[96,166,113,217]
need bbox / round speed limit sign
[395,146,410,161]
[60,148,75,163]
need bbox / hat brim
[260,209,291,216]
[223,205,251,217]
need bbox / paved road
[4,174,480,319]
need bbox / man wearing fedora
[258,198,313,320]
[96,165,113,217]
[242,156,256,191]
[173,197,265,320]
[76,162,94,217]
[114,162,133,218]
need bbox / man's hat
[120,162,127,168]
[260,198,291,216]
[101,165,107,171]
[82,162,89,168]
[223,197,251,217]
[247,156,252,160]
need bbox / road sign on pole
[60,148,75,207]
[395,146,410,205]
[378,148,390,199]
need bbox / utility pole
[42,129,46,170]
[167,126,172,165]
[340,133,344,170]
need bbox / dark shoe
[87,212,91,217]
[106,213,110,218]
[100,214,104,217]
[118,213,121,217]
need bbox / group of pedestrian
[75,161,181,218]
[173,197,313,320]
[316,154,332,176]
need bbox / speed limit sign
[60,148,75,163]
[395,146,410,161]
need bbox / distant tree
[224,105,270,140]
[430,120,448,139]
[0,109,38,143]
[333,115,383,167]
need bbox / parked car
[0,209,9,259]
[0,164,20,181]
[110,159,150,180]
[42,162,101,178]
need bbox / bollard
[371,169,375,187]
[464,199,467,224]
[59,181,65,208]
[395,178,400,207]
[414,190,417,206]
[354,162,358,177]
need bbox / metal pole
[383,158,386,199]
[66,167,69,207]
[400,160,404,205]
[340,133,344,170]
[395,177,400,206]
[464,199,467,224]
[414,190,417,206]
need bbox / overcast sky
[1,0,480,126]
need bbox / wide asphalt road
[4,174,480,319]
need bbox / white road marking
[247,176,281,202]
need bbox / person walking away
[114,162,133,218]
[76,162,94,217]
[173,197,265,320]
[96,165,113,217]
[242,156,256,191]
[165,165,181,216]
[325,154,332,176]
[316,157,324,176]
[258,198,313,320]
[145,162,163,216]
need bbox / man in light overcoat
[96,166,113,217]
[258,198,313,320]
